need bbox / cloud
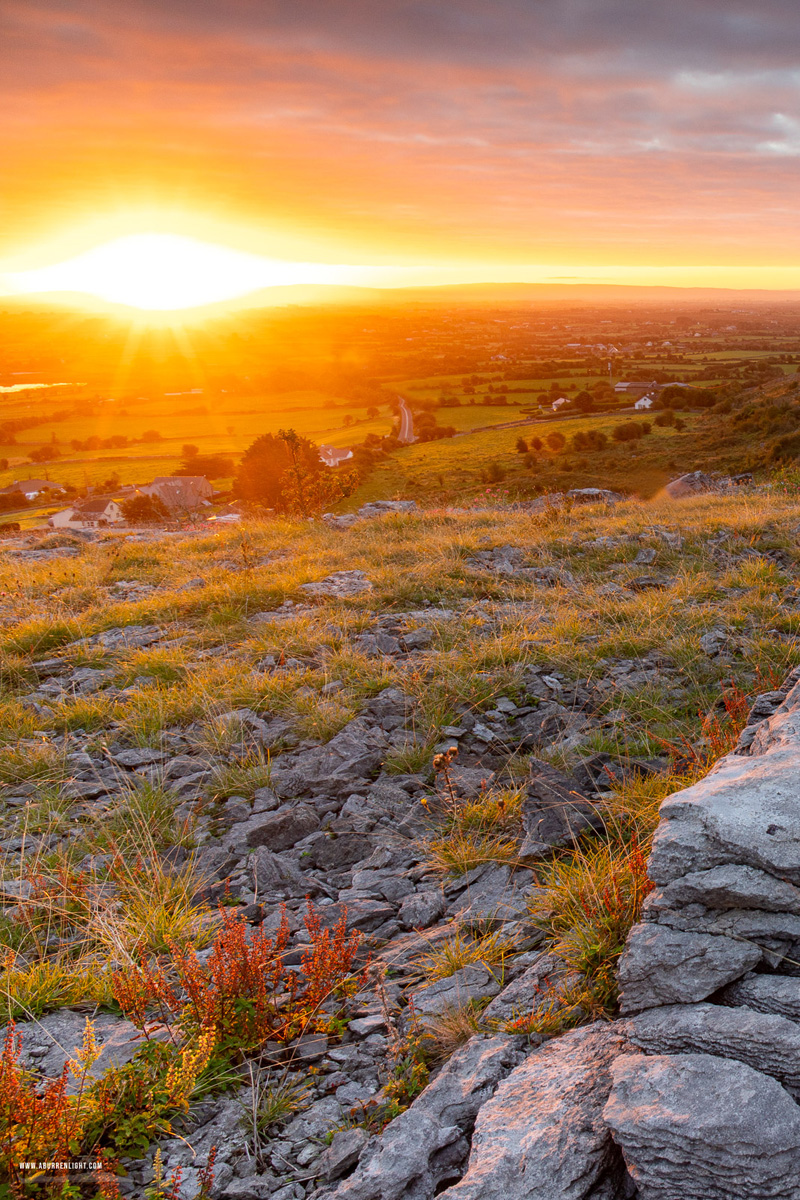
[5,0,800,268]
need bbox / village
[0,473,243,532]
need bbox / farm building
[140,476,213,511]
[319,445,354,467]
[48,498,124,530]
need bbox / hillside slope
[1,490,800,1196]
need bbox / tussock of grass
[210,751,273,801]
[416,927,514,982]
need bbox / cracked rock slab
[438,1023,631,1200]
[321,1034,524,1200]
[718,973,800,1022]
[617,923,760,1013]
[604,1051,800,1200]
[624,1002,800,1097]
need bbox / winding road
[397,396,415,443]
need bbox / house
[0,478,66,501]
[48,498,124,530]
[140,476,213,511]
[319,445,354,468]
[634,394,655,410]
[551,397,569,412]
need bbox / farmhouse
[634,394,656,410]
[319,445,354,467]
[0,478,66,501]
[140,476,213,511]
[551,397,569,412]
[48,498,124,530]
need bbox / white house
[319,445,354,467]
[634,394,655,410]
[551,397,569,412]
[48,498,124,530]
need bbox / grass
[210,751,273,801]
[416,927,515,983]
[0,482,798,1168]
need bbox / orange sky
[4,1,800,289]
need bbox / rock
[5,1011,142,1093]
[481,953,578,1027]
[412,964,501,1016]
[271,717,388,796]
[699,627,730,656]
[664,470,720,499]
[617,923,761,1013]
[446,765,496,799]
[77,624,165,651]
[566,488,623,505]
[319,1128,370,1182]
[446,864,533,924]
[519,759,604,858]
[718,974,800,1022]
[301,571,373,598]
[358,500,417,518]
[241,804,319,851]
[624,1002,800,1097]
[648,696,800,887]
[652,863,800,914]
[604,1051,800,1199]
[439,1023,631,1200]
[398,888,445,930]
[349,1015,387,1037]
[251,845,310,895]
[317,898,396,933]
[312,832,373,871]
[626,575,671,592]
[323,1034,523,1200]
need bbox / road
[397,396,415,443]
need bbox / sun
[5,233,352,311]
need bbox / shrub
[113,902,365,1054]
[546,432,566,451]
[121,494,170,524]
[612,421,644,443]
[515,437,528,453]
[234,429,358,514]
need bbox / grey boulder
[624,1002,800,1097]
[323,1034,524,1200]
[617,923,760,1013]
[605,1051,800,1200]
[439,1023,631,1200]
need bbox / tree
[366,406,379,419]
[29,445,61,462]
[121,494,169,524]
[182,444,200,459]
[573,390,595,413]
[546,431,566,452]
[233,429,357,516]
[515,437,528,453]
[530,437,543,452]
[174,454,234,479]
[140,429,162,443]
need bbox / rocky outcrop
[605,670,800,1196]
[316,1035,525,1200]
[438,1024,632,1200]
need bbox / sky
[5,0,800,291]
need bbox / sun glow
[4,233,359,311]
